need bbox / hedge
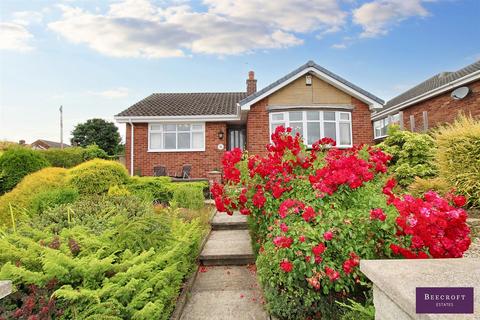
[39,145,108,168]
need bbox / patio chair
[180,164,192,179]
[153,165,167,177]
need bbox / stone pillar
[207,170,222,189]
[360,259,479,319]
[0,280,12,300]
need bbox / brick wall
[246,98,270,156]
[351,97,374,145]
[125,122,227,178]
[402,79,480,132]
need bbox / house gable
[268,74,352,106]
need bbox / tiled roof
[383,60,480,111]
[116,92,247,117]
[239,60,384,106]
[33,139,70,148]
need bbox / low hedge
[39,145,108,168]
[0,147,50,194]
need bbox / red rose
[453,195,467,207]
[280,260,293,272]
[323,231,333,241]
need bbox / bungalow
[115,61,384,178]
[372,60,480,140]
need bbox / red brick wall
[402,80,480,132]
[351,97,374,145]
[245,96,374,153]
[246,98,270,156]
[125,122,227,178]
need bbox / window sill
[374,135,388,140]
[147,148,206,153]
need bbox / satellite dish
[451,86,470,100]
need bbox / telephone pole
[60,105,64,149]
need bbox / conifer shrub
[39,145,109,168]
[408,177,451,197]
[0,147,50,194]
[434,115,480,207]
[126,176,172,204]
[170,184,205,209]
[29,187,79,215]
[377,125,437,187]
[68,159,129,194]
[0,167,68,227]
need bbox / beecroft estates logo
[416,287,474,314]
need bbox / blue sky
[0,0,479,143]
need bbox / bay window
[149,123,205,151]
[270,110,352,148]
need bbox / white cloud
[12,11,43,26]
[0,22,34,52]
[89,87,129,99]
[48,0,347,58]
[331,43,347,49]
[353,0,430,38]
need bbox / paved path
[180,211,269,320]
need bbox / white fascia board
[115,114,240,123]
[372,71,480,121]
[240,67,383,111]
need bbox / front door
[227,126,246,150]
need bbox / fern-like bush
[377,125,437,187]
[0,147,50,194]
[170,184,205,209]
[408,177,451,197]
[68,159,129,194]
[0,202,205,319]
[434,115,480,207]
[0,167,68,227]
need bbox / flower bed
[212,127,471,319]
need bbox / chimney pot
[246,71,257,95]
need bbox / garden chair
[180,164,192,179]
[153,165,167,176]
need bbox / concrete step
[180,266,268,320]
[211,211,248,230]
[200,230,255,266]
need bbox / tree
[71,118,121,155]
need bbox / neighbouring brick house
[115,61,383,178]
[372,60,480,140]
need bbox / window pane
[192,132,204,149]
[289,111,303,121]
[164,133,176,149]
[271,123,285,132]
[340,113,350,121]
[192,124,203,131]
[150,124,162,131]
[150,133,162,149]
[164,124,176,132]
[271,113,284,121]
[324,111,335,121]
[290,122,303,136]
[178,124,190,132]
[324,122,336,140]
[307,122,320,145]
[339,123,351,145]
[306,111,320,120]
[178,132,190,149]
[374,120,382,129]
[375,128,382,138]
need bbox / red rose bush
[212,127,470,319]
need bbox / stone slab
[180,266,268,320]
[0,280,12,300]
[361,259,480,319]
[211,211,248,230]
[200,230,253,258]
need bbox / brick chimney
[246,71,257,96]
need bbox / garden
[0,146,210,319]
[212,115,478,319]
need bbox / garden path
[180,211,269,320]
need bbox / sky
[0,0,479,144]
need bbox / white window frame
[148,122,206,152]
[269,110,353,148]
[374,113,400,139]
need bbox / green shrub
[0,147,50,194]
[39,145,108,168]
[377,125,437,187]
[0,167,68,227]
[68,159,129,194]
[170,184,205,209]
[126,176,172,203]
[408,177,451,197]
[108,184,131,196]
[29,187,79,215]
[434,115,480,207]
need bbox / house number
[217,144,224,150]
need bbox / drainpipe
[129,119,134,176]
